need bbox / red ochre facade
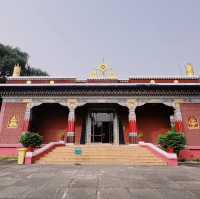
[0,101,200,160]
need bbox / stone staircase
[35,145,167,166]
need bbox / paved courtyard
[0,164,200,199]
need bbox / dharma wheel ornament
[88,63,117,80]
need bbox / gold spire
[185,63,194,76]
[12,64,21,77]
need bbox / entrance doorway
[76,103,128,144]
[90,112,114,143]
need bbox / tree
[24,65,48,76]
[0,43,48,76]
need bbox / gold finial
[7,115,18,128]
[12,64,21,77]
[186,63,194,76]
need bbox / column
[66,108,75,143]
[113,113,119,144]
[170,115,175,129]
[174,107,183,132]
[128,108,137,144]
[22,103,31,132]
[86,113,91,144]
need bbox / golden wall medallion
[188,116,199,129]
[7,115,18,128]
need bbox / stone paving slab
[0,164,199,199]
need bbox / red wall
[136,104,172,144]
[30,104,68,143]
[181,103,200,146]
[0,103,26,144]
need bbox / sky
[0,0,200,79]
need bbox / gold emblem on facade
[7,115,18,128]
[188,116,199,129]
[88,63,117,79]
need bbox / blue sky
[1,0,200,78]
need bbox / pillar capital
[66,99,78,110]
[127,99,137,110]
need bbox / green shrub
[158,130,186,155]
[19,132,43,148]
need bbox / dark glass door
[90,112,114,143]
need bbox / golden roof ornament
[12,64,21,77]
[88,63,117,79]
[185,63,194,76]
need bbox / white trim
[2,82,200,87]
[7,76,76,80]
[67,132,75,136]
[139,142,177,159]
[129,132,137,137]
[129,75,199,79]
[26,141,64,158]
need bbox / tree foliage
[0,43,48,76]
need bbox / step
[34,145,167,166]
[36,161,166,166]
[36,157,161,162]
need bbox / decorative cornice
[0,84,200,97]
